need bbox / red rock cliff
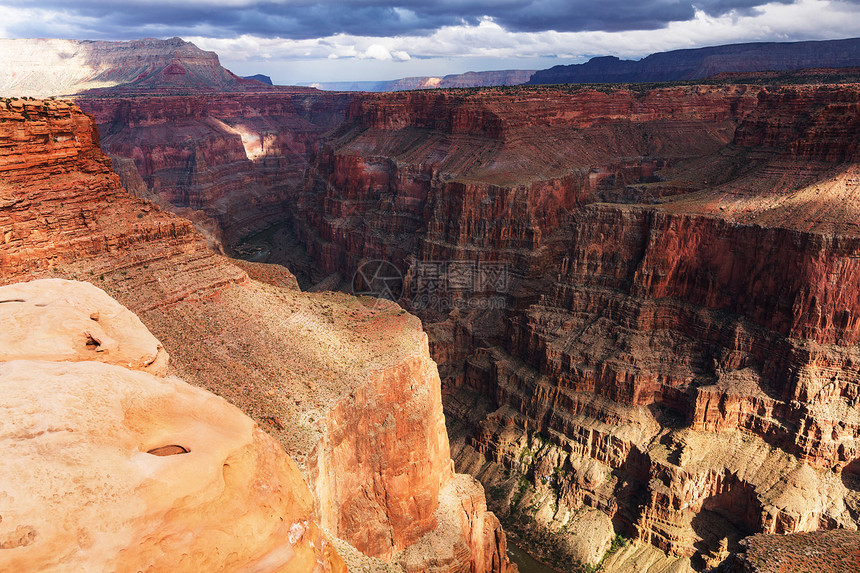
[35,78,860,569]
[78,90,353,246]
[0,98,515,573]
[0,97,214,285]
[281,84,860,567]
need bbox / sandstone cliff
[0,99,514,572]
[0,279,345,572]
[78,91,353,248]
[237,83,859,570]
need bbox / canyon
[0,97,513,572]
[3,36,860,572]
[72,75,860,571]
[279,84,860,570]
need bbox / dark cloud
[8,0,842,39]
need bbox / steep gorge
[284,85,860,569]
[80,90,353,247]
[0,98,514,572]
[54,73,860,571]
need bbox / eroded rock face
[0,98,228,290]
[0,94,515,572]
[263,84,860,568]
[308,347,453,558]
[0,97,247,310]
[0,38,266,97]
[72,78,860,569]
[0,280,345,573]
[78,91,353,247]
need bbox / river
[506,541,565,573]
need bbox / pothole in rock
[146,445,190,456]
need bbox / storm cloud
[3,0,860,83]
[6,0,844,40]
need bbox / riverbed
[507,541,565,573]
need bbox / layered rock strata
[20,62,860,570]
[78,91,352,248]
[0,99,514,572]
[274,84,860,569]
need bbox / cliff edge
[0,98,515,572]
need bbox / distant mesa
[310,37,860,92]
[244,74,274,85]
[528,36,860,84]
[309,69,535,92]
[0,37,277,97]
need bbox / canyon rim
[0,30,859,573]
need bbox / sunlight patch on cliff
[236,127,267,161]
[209,117,268,161]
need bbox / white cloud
[188,0,860,67]
[3,0,856,83]
[363,43,393,60]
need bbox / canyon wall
[78,90,353,248]
[270,84,860,569]
[0,100,514,572]
[33,71,860,569]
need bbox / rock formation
[0,279,345,572]
[195,83,857,570]
[0,278,168,374]
[527,36,860,84]
[10,37,860,570]
[309,69,536,92]
[0,38,268,98]
[78,91,353,247]
[0,98,515,572]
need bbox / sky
[2,0,860,84]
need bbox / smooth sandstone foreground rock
[0,279,168,375]
[0,280,345,573]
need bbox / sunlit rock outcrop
[0,279,345,572]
